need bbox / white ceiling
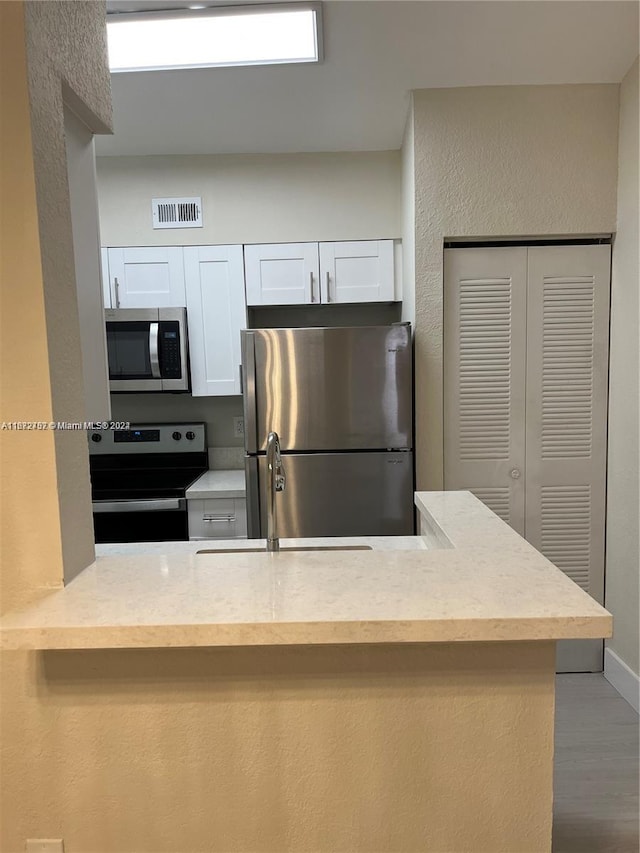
[97,0,640,157]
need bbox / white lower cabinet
[184,245,246,396]
[188,498,247,540]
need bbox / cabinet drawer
[188,498,247,540]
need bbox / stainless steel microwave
[105,308,189,393]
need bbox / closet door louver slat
[541,275,595,460]
[540,485,592,591]
[525,245,610,601]
[469,487,512,525]
[444,248,527,535]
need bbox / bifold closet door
[445,243,611,672]
[525,245,611,671]
[444,247,528,535]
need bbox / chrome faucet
[266,431,286,552]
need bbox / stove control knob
[172,431,182,441]
[91,433,102,443]
[186,431,196,441]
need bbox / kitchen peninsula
[1,492,611,853]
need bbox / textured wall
[0,2,65,611]
[400,99,416,328]
[606,58,640,677]
[1,642,555,852]
[23,0,112,582]
[97,151,401,246]
[412,84,620,489]
[64,105,111,424]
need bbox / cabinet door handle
[326,271,331,303]
[114,276,120,308]
[203,514,236,522]
[309,271,315,303]
[510,468,521,480]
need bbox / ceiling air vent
[152,197,202,229]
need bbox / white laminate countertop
[186,469,245,499]
[0,492,612,651]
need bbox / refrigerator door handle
[241,331,258,454]
[245,455,261,539]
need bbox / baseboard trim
[604,648,640,713]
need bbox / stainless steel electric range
[89,423,208,543]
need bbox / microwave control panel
[160,323,182,378]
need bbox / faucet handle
[275,459,286,492]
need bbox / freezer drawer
[242,325,413,452]
[246,451,414,538]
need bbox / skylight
[107,4,322,73]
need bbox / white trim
[604,647,640,713]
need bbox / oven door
[92,498,188,543]
[106,309,162,392]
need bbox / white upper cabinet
[319,240,395,304]
[101,248,111,309]
[184,245,246,396]
[106,247,186,308]
[244,242,319,306]
[245,240,396,306]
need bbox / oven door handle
[93,499,185,513]
[149,322,161,379]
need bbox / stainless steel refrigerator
[242,324,414,538]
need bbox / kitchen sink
[196,545,373,554]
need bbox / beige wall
[0,1,64,611]
[97,151,401,247]
[0,0,112,840]
[65,106,111,423]
[110,393,244,449]
[400,98,416,329]
[21,0,113,585]
[412,84,619,489]
[1,1,110,608]
[606,57,640,677]
[1,642,555,852]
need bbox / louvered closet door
[525,246,610,600]
[444,248,528,534]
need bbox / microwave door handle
[149,323,161,378]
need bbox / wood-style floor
[553,674,639,853]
